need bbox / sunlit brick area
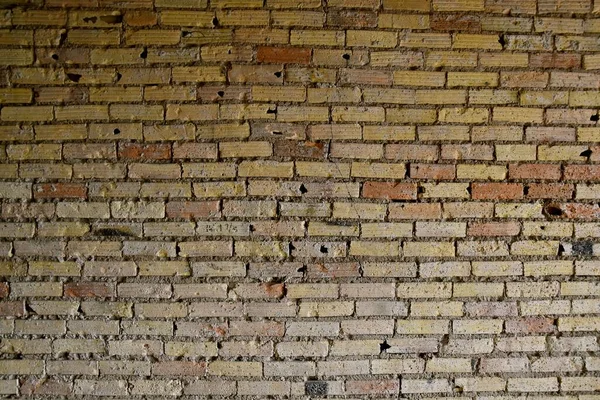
[1,0,600,397]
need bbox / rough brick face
[1,0,600,397]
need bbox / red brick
[472,183,523,200]
[261,282,285,298]
[431,14,481,31]
[34,183,87,199]
[468,222,521,237]
[166,201,220,219]
[0,301,25,317]
[125,10,157,26]
[526,183,573,199]
[118,143,171,160]
[307,262,361,278]
[410,163,455,180]
[274,140,327,158]
[564,165,600,181]
[21,378,72,396]
[64,282,115,298]
[505,317,556,334]
[173,143,218,159]
[509,164,561,180]
[530,53,581,69]
[257,47,311,64]
[0,282,8,298]
[545,203,600,219]
[389,203,442,219]
[363,182,417,200]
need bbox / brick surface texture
[1,0,600,397]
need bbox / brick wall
[1,0,600,397]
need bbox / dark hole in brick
[212,16,219,26]
[342,53,350,60]
[217,90,225,97]
[182,31,192,38]
[266,107,277,114]
[580,149,592,157]
[113,128,121,135]
[66,73,82,83]
[94,228,134,237]
[319,245,328,254]
[299,184,308,194]
[305,381,327,396]
[572,240,594,256]
[498,34,506,47]
[249,224,255,232]
[296,265,307,273]
[272,131,283,135]
[59,31,67,46]
[100,15,123,24]
[379,340,391,353]
[591,114,599,121]
[115,72,122,82]
[558,243,565,255]
[523,185,529,196]
[51,54,59,60]
[466,185,472,195]
[140,48,148,59]
[289,243,296,251]
[274,71,282,78]
[544,204,563,216]
[417,186,425,194]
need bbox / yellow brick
[290,30,344,46]
[172,66,225,83]
[308,87,362,103]
[253,86,306,102]
[0,49,34,66]
[272,11,324,27]
[165,104,219,121]
[144,86,196,102]
[433,0,483,11]
[448,72,498,87]
[393,71,445,87]
[415,89,466,105]
[387,109,437,123]
[0,29,33,46]
[457,165,507,180]
[0,88,32,104]
[296,162,350,178]
[578,127,600,142]
[379,14,430,29]
[238,161,293,178]
[55,105,109,121]
[400,33,451,48]
[217,10,270,26]
[308,222,359,237]
[110,105,164,121]
[277,106,329,122]
[495,144,536,161]
[425,51,477,68]
[347,30,397,48]
[333,202,387,220]
[309,124,362,140]
[419,126,469,141]
[68,29,120,45]
[349,241,400,257]
[37,222,90,237]
[453,33,501,50]
[28,261,80,276]
[125,30,180,45]
[361,222,413,238]
[351,162,406,179]
[197,123,249,140]
[1,106,53,122]
[362,88,414,104]
[422,183,470,198]
[403,242,455,257]
[480,53,529,68]
[493,107,544,123]
[332,106,385,122]
[439,107,489,123]
[524,260,573,276]
[363,126,415,141]
[538,145,588,161]
[219,142,272,158]
[7,144,61,160]
[89,87,142,102]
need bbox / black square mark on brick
[572,240,594,256]
[305,381,328,396]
